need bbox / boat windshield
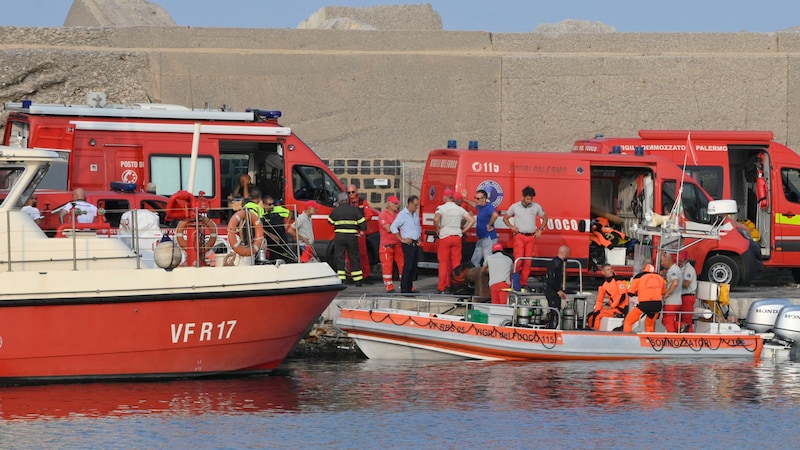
[0,164,48,208]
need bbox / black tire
[702,255,740,286]
[791,268,800,284]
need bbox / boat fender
[227,209,264,257]
[174,217,218,252]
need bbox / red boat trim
[0,283,345,307]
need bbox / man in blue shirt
[390,195,421,294]
[462,189,499,267]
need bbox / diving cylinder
[562,306,576,330]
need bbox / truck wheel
[703,255,739,286]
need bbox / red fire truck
[573,130,800,283]
[1,100,378,263]
[419,146,762,285]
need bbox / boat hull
[0,266,344,382]
[336,309,764,361]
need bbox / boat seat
[599,317,624,331]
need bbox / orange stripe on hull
[338,309,764,360]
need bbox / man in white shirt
[60,188,98,224]
[288,200,319,262]
[502,185,547,288]
[22,195,44,225]
[482,243,513,304]
[679,250,698,332]
[433,188,475,294]
[661,251,683,332]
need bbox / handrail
[512,256,584,292]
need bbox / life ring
[175,217,218,252]
[166,190,197,221]
[227,209,264,256]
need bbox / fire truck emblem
[477,180,504,208]
[121,169,138,184]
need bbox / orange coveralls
[589,277,629,330]
[623,272,665,332]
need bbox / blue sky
[2,0,800,32]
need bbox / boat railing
[355,292,492,321]
[355,292,569,330]
[1,203,306,270]
[512,256,584,292]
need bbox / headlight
[737,226,753,241]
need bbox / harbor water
[1,356,799,448]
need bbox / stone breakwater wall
[3,27,800,194]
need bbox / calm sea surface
[1,356,799,449]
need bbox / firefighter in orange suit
[588,264,629,330]
[623,264,665,332]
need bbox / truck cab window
[686,166,723,200]
[781,168,800,204]
[292,165,342,207]
[662,180,711,224]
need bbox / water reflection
[1,357,799,448]
[0,376,299,421]
[283,357,800,412]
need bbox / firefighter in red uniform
[587,264,629,330]
[378,195,404,292]
[623,264,665,332]
[347,184,372,281]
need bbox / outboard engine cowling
[745,298,794,332]
[773,305,800,342]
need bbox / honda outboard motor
[773,305,800,343]
[745,298,794,332]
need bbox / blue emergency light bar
[247,109,282,119]
[110,181,137,192]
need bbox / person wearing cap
[482,243,513,304]
[679,250,698,332]
[502,185,547,289]
[378,195,404,292]
[453,191,476,215]
[288,200,319,263]
[623,263,666,332]
[660,251,683,332]
[433,188,475,294]
[347,184,373,280]
[587,264,629,330]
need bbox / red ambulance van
[573,130,800,283]
[420,146,761,285]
